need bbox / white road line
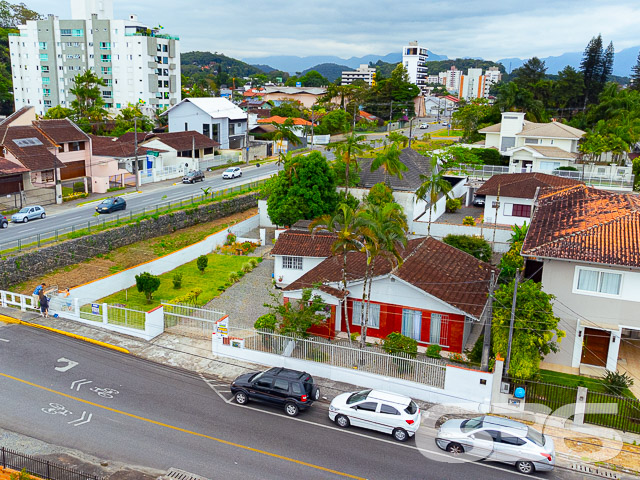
[55,357,78,372]
[199,373,233,404]
[70,379,92,391]
[0,338,9,342]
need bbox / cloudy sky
[23,0,640,61]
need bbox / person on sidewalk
[38,290,49,318]
[33,282,45,296]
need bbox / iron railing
[162,302,226,339]
[585,390,640,433]
[0,446,104,480]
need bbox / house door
[521,160,533,173]
[581,328,610,367]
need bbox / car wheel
[234,391,249,405]
[23,217,28,223]
[284,402,299,417]
[393,428,409,442]
[1,221,7,229]
[40,213,46,219]
[335,414,350,428]
[239,172,242,177]
[313,387,320,401]
[446,442,464,455]
[515,461,534,474]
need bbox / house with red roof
[278,234,494,353]
[521,184,640,375]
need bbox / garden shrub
[249,258,259,267]
[172,272,183,289]
[228,272,239,283]
[242,262,253,273]
[462,216,476,226]
[73,181,85,193]
[382,332,418,357]
[197,254,208,274]
[254,313,277,331]
[446,197,462,213]
[426,344,442,358]
[602,370,634,395]
[443,234,492,262]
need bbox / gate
[162,302,226,339]
[24,186,56,206]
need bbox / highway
[0,323,602,480]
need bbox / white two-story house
[521,184,640,375]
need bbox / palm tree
[370,142,408,185]
[329,131,368,196]
[415,156,453,236]
[358,202,407,348]
[309,204,372,343]
[272,119,300,157]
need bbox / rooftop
[357,148,433,191]
[475,172,582,199]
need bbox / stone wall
[0,193,259,290]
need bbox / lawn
[539,369,635,398]
[432,129,464,137]
[97,253,259,311]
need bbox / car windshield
[250,371,266,382]
[346,389,371,405]
[461,416,484,432]
[225,168,234,172]
[18,207,29,213]
[527,427,545,446]
[101,199,114,205]
[405,400,418,415]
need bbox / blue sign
[296,82,302,87]
[514,387,525,399]
[91,303,100,315]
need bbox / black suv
[0,216,7,229]
[230,367,321,416]
[182,170,205,183]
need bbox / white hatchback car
[329,389,420,442]
[222,167,242,179]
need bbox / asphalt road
[0,323,603,480]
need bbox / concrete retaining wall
[0,193,259,290]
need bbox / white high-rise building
[458,68,485,101]
[483,66,502,98]
[402,41,428,94]
[341,64,376,86]
[9,0,181,116]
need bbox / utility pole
[408,117,414,148]
[505,270,520,375]
[481,271,496,371]
[388,100,393,133]
[492,185,500,253]
[133,117,140,191]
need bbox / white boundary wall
[417,222,513,253]
[212,338,493,411]
[71,214,260,303]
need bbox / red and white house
[280,236,495,353]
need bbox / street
[0,323,602,479]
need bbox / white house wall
[167,101,231,149]
[482,195,533,226]
[274,255,325,288]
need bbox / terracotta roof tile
[271,230,337,257]
[142,131,220,151]
[0,125,64,171]
[258,115,314,126]
[33,119,89,144]
[475,172,583,199]
[521,185,640,267]
[0,157,29,175]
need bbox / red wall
[345,298,466,353]
[282,297,336,340]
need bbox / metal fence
[0,178,268,254]
[163,302,226,339]
[238,328,446,389]
[199,153,242,171]
[519,380,579,415]
[585,390,640,433]
[0,446,104,480]
[77,303,146,330]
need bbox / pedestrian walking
[33,283,45,296]
[38,290,49,318]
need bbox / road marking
[70,378,93,391]
[0,338,9,342]
[0,372,364,480]
[55,357,78,372]
[68,411,92,427]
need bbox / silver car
[11,205,46,223]
[436,415,555,474]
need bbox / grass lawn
[539,369,635,398]
[433,129,464,137]
[97,253,259,311]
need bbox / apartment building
[9,0,181,117]
[402,41,429,94]
[341,64,376,86]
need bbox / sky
[22,0,640,61]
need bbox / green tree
[70,70,108,129]
[580,35,614,107]
[370,142,408,185]
[111,103,154,136]
[512,57,547,90]
[452,98,493,142]
[135,272,161,303]
[366,182,394,207]
[299,70,329,87]
[492,280,565,379]
[197,255,208,274]
[442,234,492,262]
[263,151,338,226]
[43,105,74,119]
[552,66,585,111]
[264,288,329,337]
[631,50,640,91]
[0,0,40,27]
[415,156,453,236]
[315,109,350,135]
[328,131,368,196]
[271,99,304,118]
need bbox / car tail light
[406,419,415,425]
[540,452,552,462]
[301,395,308,402]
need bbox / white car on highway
[419,123,428,129]
[329,389,420,442]
[222,167,242,179]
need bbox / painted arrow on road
[70,379,92,391]
[55,358,78,372]
[68,411,92,427]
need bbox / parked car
[441,121,449,126]
[182,170,205,184]
[419,123,428,129]
[436,415,555,474]
[473,195,485,207]
[0,216,7,228]
[95,197,126,214]
[11,205,45,223]
[329,389,421,442]
[231,367,320,417]
[222,167,242,179]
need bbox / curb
[0,313,130,354]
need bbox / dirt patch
[12,208,257,294]
[564,436,604,454]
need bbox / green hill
[302,63,351,83]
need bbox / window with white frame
[576,268,622,295]
[352,301,380,329]
[282,256,302,270]
[524,138,539,144]
[402,309,422,341]
[429,313,449,345]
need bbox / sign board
[492,201,500,208]
[508,398,521,406]
[91,303,100,315]
[296,82,302,87]
[146,150,159,157]
[500,381,510,394]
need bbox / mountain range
[243,46,639,78]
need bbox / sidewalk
[1,307,639,478]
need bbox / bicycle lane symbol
[41,403,93,427]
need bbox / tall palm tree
[415,156,453,236]
[370,142,408,185]
[309,204,372,343]
[329,131,368,196]
[272,119,300,158]
[358,202,407,348]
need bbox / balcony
[124,31,179,40]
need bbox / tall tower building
[402,41,428,94]
[9,0,181,116]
